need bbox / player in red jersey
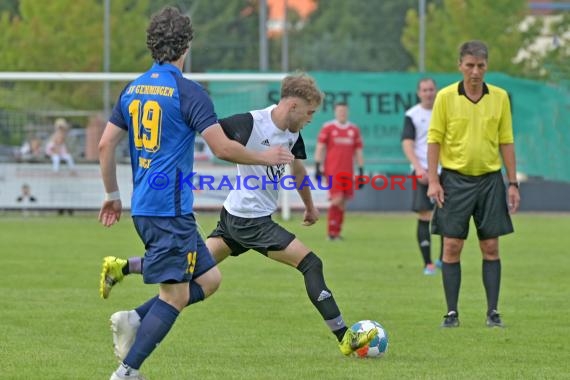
[314,102,364,240]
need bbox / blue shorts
[133,214,216,284]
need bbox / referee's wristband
[104,191,121,201]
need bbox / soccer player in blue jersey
[98,7,293,380]
[100,73,378,364]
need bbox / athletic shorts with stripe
[133,214,216,284]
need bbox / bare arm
[402,139,422,172]
[98,122,127,226]
[202,124,293,166]
[290,159,319,226]
[402,139,427,184]
[355,147,364,168]
[500,143,520,213]
[314,142,326,165]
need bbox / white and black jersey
[220,105,306,218]
[401,104,432,171]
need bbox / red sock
[328,205,342,237]
[338,208,345,236]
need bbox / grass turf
[1,212,569,379]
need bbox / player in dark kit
[401,78,443,275]
[101,73,377,361]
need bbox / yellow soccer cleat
[100,256,127,299]
[339,327,378,356]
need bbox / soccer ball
[350,320,388,358]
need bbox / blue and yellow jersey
[110,63,218,216]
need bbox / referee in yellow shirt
[427,40,521,328]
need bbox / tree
[189,0,260,72]
[0,0,150,111]
[530,12,570,84]
[289,0,417,71]
[401,0,546,77]
[0,0,18,16]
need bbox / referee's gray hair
[459,40,488,61]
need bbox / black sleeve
[291,133,307,159]
[401,115,416,141]
[218,113,254,146]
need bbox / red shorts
[327,173,355,199]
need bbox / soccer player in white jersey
[401,78,443,275]
[100,73,377,358]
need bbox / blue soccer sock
[123,298,179,370]
[133,281,203,320]
[134,295,158,319]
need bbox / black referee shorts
[208,207,296,256]
[411,176,434,213]
[431,169,514,240]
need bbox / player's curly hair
[146,7,194,64]
[280,72,323,106]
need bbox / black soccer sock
[482,259,501,315]
[442,262,461,313]
[417,220,432,265]
[297,252,345,338]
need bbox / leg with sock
[337,205,345,237]
[133,280,204,321]
[417,220,432,266]
[441,261,461,327]
[119,298,180,374]
[296,252,347,341]
[483,259,501,316]
[442,262,461,313]
[125,257,143,275]
[327,205,342,239]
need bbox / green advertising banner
[211,72,570,182]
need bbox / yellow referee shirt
[427,81,514,176]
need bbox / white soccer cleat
[110,311,139,361]
[110,372,145,380]
[110,371,146,380]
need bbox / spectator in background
[314,102,364,240]
[45,118,75,173]
[16,183,37,216]
[19,133,43,162]
[427,40,520,328]
[401,78,443,275]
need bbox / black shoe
[441,311,460,328]
[486,310,504,328]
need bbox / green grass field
[1,212,569,379]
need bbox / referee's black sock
[417,220,432,266]
[442,261,461,313]
[482,259,501,314]
[297,252,345,341]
